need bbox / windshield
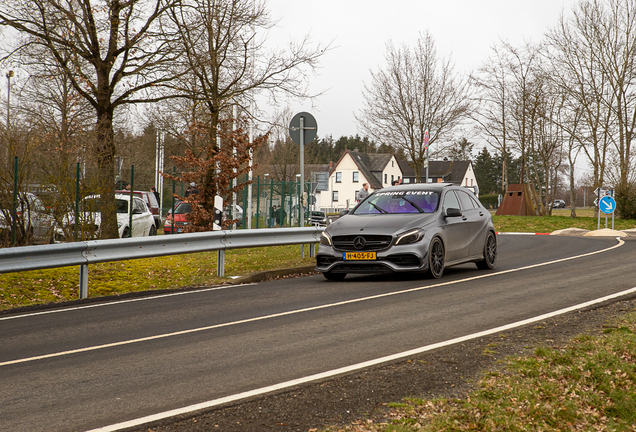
[174,203,192,214]
[352,190,439,215]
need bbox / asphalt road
[1,235,635,432]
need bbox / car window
[456,190,476,210]
[133,198,146,212]
[115,199,128,213]
[469,194,482,208]
[352,190,439,214]
[442,191,460,214]
[145,192,158,207]
[175,203,192,214]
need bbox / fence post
[12,157,18,247]
[280,180,286,227]
[79,264,89,299]
[256,176,261,229]
[269,179,274,228]
[74,163,80,242]
[129,165,134,237]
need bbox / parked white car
[60,193,157,239]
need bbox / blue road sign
[599,195,616,214]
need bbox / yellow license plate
[344,251,376,260]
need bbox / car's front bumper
[315,243,428,274]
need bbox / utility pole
[5,70,13,159]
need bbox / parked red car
[163,201,193,234]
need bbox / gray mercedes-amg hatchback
[316,183,496,281]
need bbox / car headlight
[395,229,425,245]
[117,222,122,228]
[320,231,332,246]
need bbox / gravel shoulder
[133,296,636,432]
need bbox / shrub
[479,193,499,209]
[615,183,636,220]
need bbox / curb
[227,265,317,284]
[496,232,550,235]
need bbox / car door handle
[462,216,467,221]
[479,212,484,216]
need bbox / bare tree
[166,0,327,220]
[470,45,514,194]
[544,0,615,202]
[357,32,471,182]
[0,0,182,237]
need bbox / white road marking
[1,237,625,368]
[0,284,256,322]
[87,284,636,432]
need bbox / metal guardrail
[0,227,324,299]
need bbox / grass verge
[325,312,636,432]
[493,214,636,233]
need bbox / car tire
[323,272,346,281]
[149,225,157,236]
[427,237,445,279]
[122,227,130,238]
[476,231,497,270]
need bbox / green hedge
[616,183,636,220]
[479,193,499,209]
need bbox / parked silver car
[0,192,55,245]
[316,183,497,280]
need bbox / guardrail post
[79,264,89,299]
[309,242,315,258]
[217,250,225,277]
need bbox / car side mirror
[445,207,462,218]
[339,209,350,217]
[132,209,143,215]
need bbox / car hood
[326,213,437,237]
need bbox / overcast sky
[266,0,580,141]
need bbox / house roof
[329,150,390,189]
[399,160,472,184]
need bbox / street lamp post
[6,70,13,134]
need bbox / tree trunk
[95,108,118,239]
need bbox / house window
[391,175,394,183]
[403,178,410,184]
[332,191,339,202]
[384,173,387,184]
[335,172,342,183]
[353,172,359,183]
[392,161,394,167]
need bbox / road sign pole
[300,116,305,258]
[597,188,601,230]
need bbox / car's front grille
[331,235,393,251]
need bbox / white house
[320,151,479,211]
[325,150,403,209]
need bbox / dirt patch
[134,297,636,432]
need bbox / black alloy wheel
[476,231,497,270]
[427,237,445,279]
